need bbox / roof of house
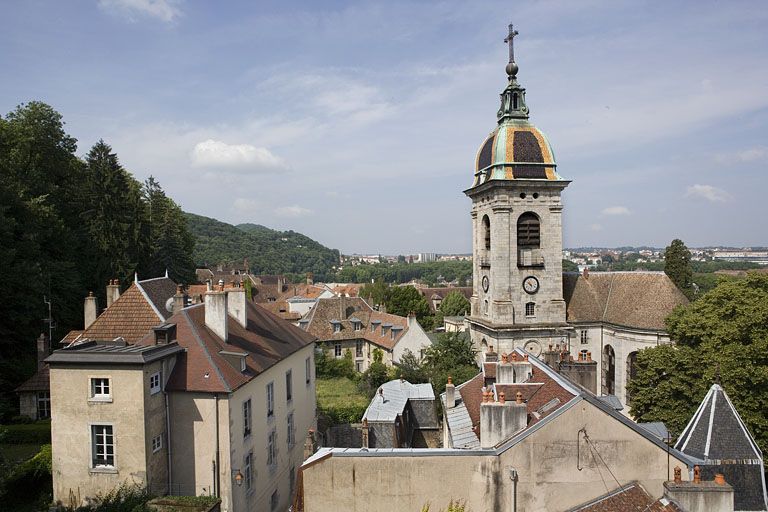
[15,365,50,392]
[363,380,434,423]
[301,297,409,350]
[46,340,184,365]
[329,283,363,297]
[675,383,768,511]
[566,482,683,512]
[60,276,178,345]
[417,287,472,312]
[563,271,688,330]
[154,300,316,393]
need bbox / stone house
[15,334,51,420]
[47,284,318,512]
[361,379,439,448]
[299,297,432,371]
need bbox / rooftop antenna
[43,296,55,345]
[503,23,519,78]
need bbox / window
[37,391,50,419]
[149,371,161,395]
[355,340,363,357]
[243,399,252,437]
[334,343,342,358]
[91,424,114,467]
[270,490,279,511]
[517,212,541,248]
[305,356,311,385]
[244,451,253,491]
[287,412,295,448]
[152,434,162,453]
[90,378,111,400]
[482,215,491,250]
[266,383,274,418]
[355,361,363,372]
[525,302,535,317]
[580,330,588,344]
[353,321,361,331]
[285,370,293,403]
[267,428,277,468]
[333,323,341,333]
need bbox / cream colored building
[48,285,317,512]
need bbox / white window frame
[287,412,295,448]
[37,391,50,419]
[334,343,342,358]
[91,424,115,469]
[151,434,162,453]
[149,371,161,395]
[267,427,277,469]
[266,382,274,418]
[244,451,253,491]
[90,377,112,402]
[243,399,252,438]
[333,323,341,333]
[285,370,293,403]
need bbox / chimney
[485,345,498,362]
[480,389,527,449]
[558,351,598,394]
[303,429,316,460]
[583,267,589,279]
[306,272,314,285]
[674,466,682,484]
[84,292,98,329]
[445,376,455,409]
[663,467,734,512]
[36,333,49,371]
[361,419,369,448]
[205,290,228,341]
[106,279,120,308]
[496,351,533,385]
[173,285,185,314]
[278,275,285,292]
[227,287,247,328]
[206,279,213,292]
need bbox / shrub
[0,444,52,511]
[0,420,51,444]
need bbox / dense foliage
[0,102,195,420]
[439,291,470,317]
[0,443,52,512]
[664,239,693,299]
[628,272,768,454]
[186,213,341,281]
[421,332,479,395]
[335,260,472,286]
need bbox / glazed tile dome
[473,122,558,186]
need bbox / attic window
[334,324,341,333]
[153,323,176,345]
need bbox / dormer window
[330,320,342,333]
[153,323,176,345]
[350,318,362,331]
[371,320,381,332]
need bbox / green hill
[185,213,340,281]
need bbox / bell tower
[465,24,571,358]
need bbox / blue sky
[2,0,767,254]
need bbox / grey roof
[46,340,184,365]
[137,276,178,321]
[675,384,768,511]
[597,395,624,411]
[440,377,482,449]
[363,380,434,423]
[637,421,671,441]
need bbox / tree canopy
[628,272,768,454]
[664,239,693,299]
[438,290,470,317]
[422,332,479,395]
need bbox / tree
[359,279,390,307]
[664,239,693,299]
[385,286,431,320]
[628,273,768,454]
[562,259,579,272]
[395,349,429,384]
[422,332,479,395]
[438,291,470,317]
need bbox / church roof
[675,384,768,511]
[563,271,688,330]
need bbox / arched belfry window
[517,212,540,248]
[482,215,491,250]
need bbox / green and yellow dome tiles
[472,25,562,187]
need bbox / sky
[1,0,767,254]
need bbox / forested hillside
[186,213,341,281]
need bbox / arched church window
[517,212,540,248]
[482,215,491,250]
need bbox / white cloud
[590,223,603,232]
[736,147,768,162]
[98,0,182,23]
[274,205,313,218]
[685,184,732,202]
[231,198,261,216]
[601,206,631,216]
[191,139,288,172]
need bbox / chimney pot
[523,354,528,361]
[586,351,592,361]
[501,353,508,363]
[673,466,682,484]
[447,376,452,385]
[511,352,518,362]
[714,473,726,485]
[498,391,505,404]
[693,465,701,484]
[516,391,523,404]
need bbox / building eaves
[46,341,184,366]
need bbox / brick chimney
[36,333,49,371]
[480,389,527,448]
[84,292,98,329]
[106,279,120,308]
[173,285,185,314]
[205,289,228,341]
[445,376,455,409]
[227,287,248,328]
[485,345,498,363]
[663,467,734,512]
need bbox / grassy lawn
[316,377,370,424]
[0,443,42,463]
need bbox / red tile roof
[568,482,683,511]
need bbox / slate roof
[301,297,409,350]
[153,300,316,393]
[562,271,688,330]
[15,365,50,392]
[363,380,434,423]
[675,384,768,511]
[59,276,177,345]
[566,482,683,512]
[417,287,472,312]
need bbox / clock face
[524,339,542,356]
[482,275,490,293]
[523,276,539,294]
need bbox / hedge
[0,421,51,444]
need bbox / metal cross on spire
[504,23,519,64]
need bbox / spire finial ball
[506,61,518,77]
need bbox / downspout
[214,393,221,497]
[508,468,518,512]
[164,359,173,494]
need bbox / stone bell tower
[465,24,571,358]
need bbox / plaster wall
[392,316,432,363]
[19,392,38,420]
[50,365,151,503]
[301,398,690,512]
